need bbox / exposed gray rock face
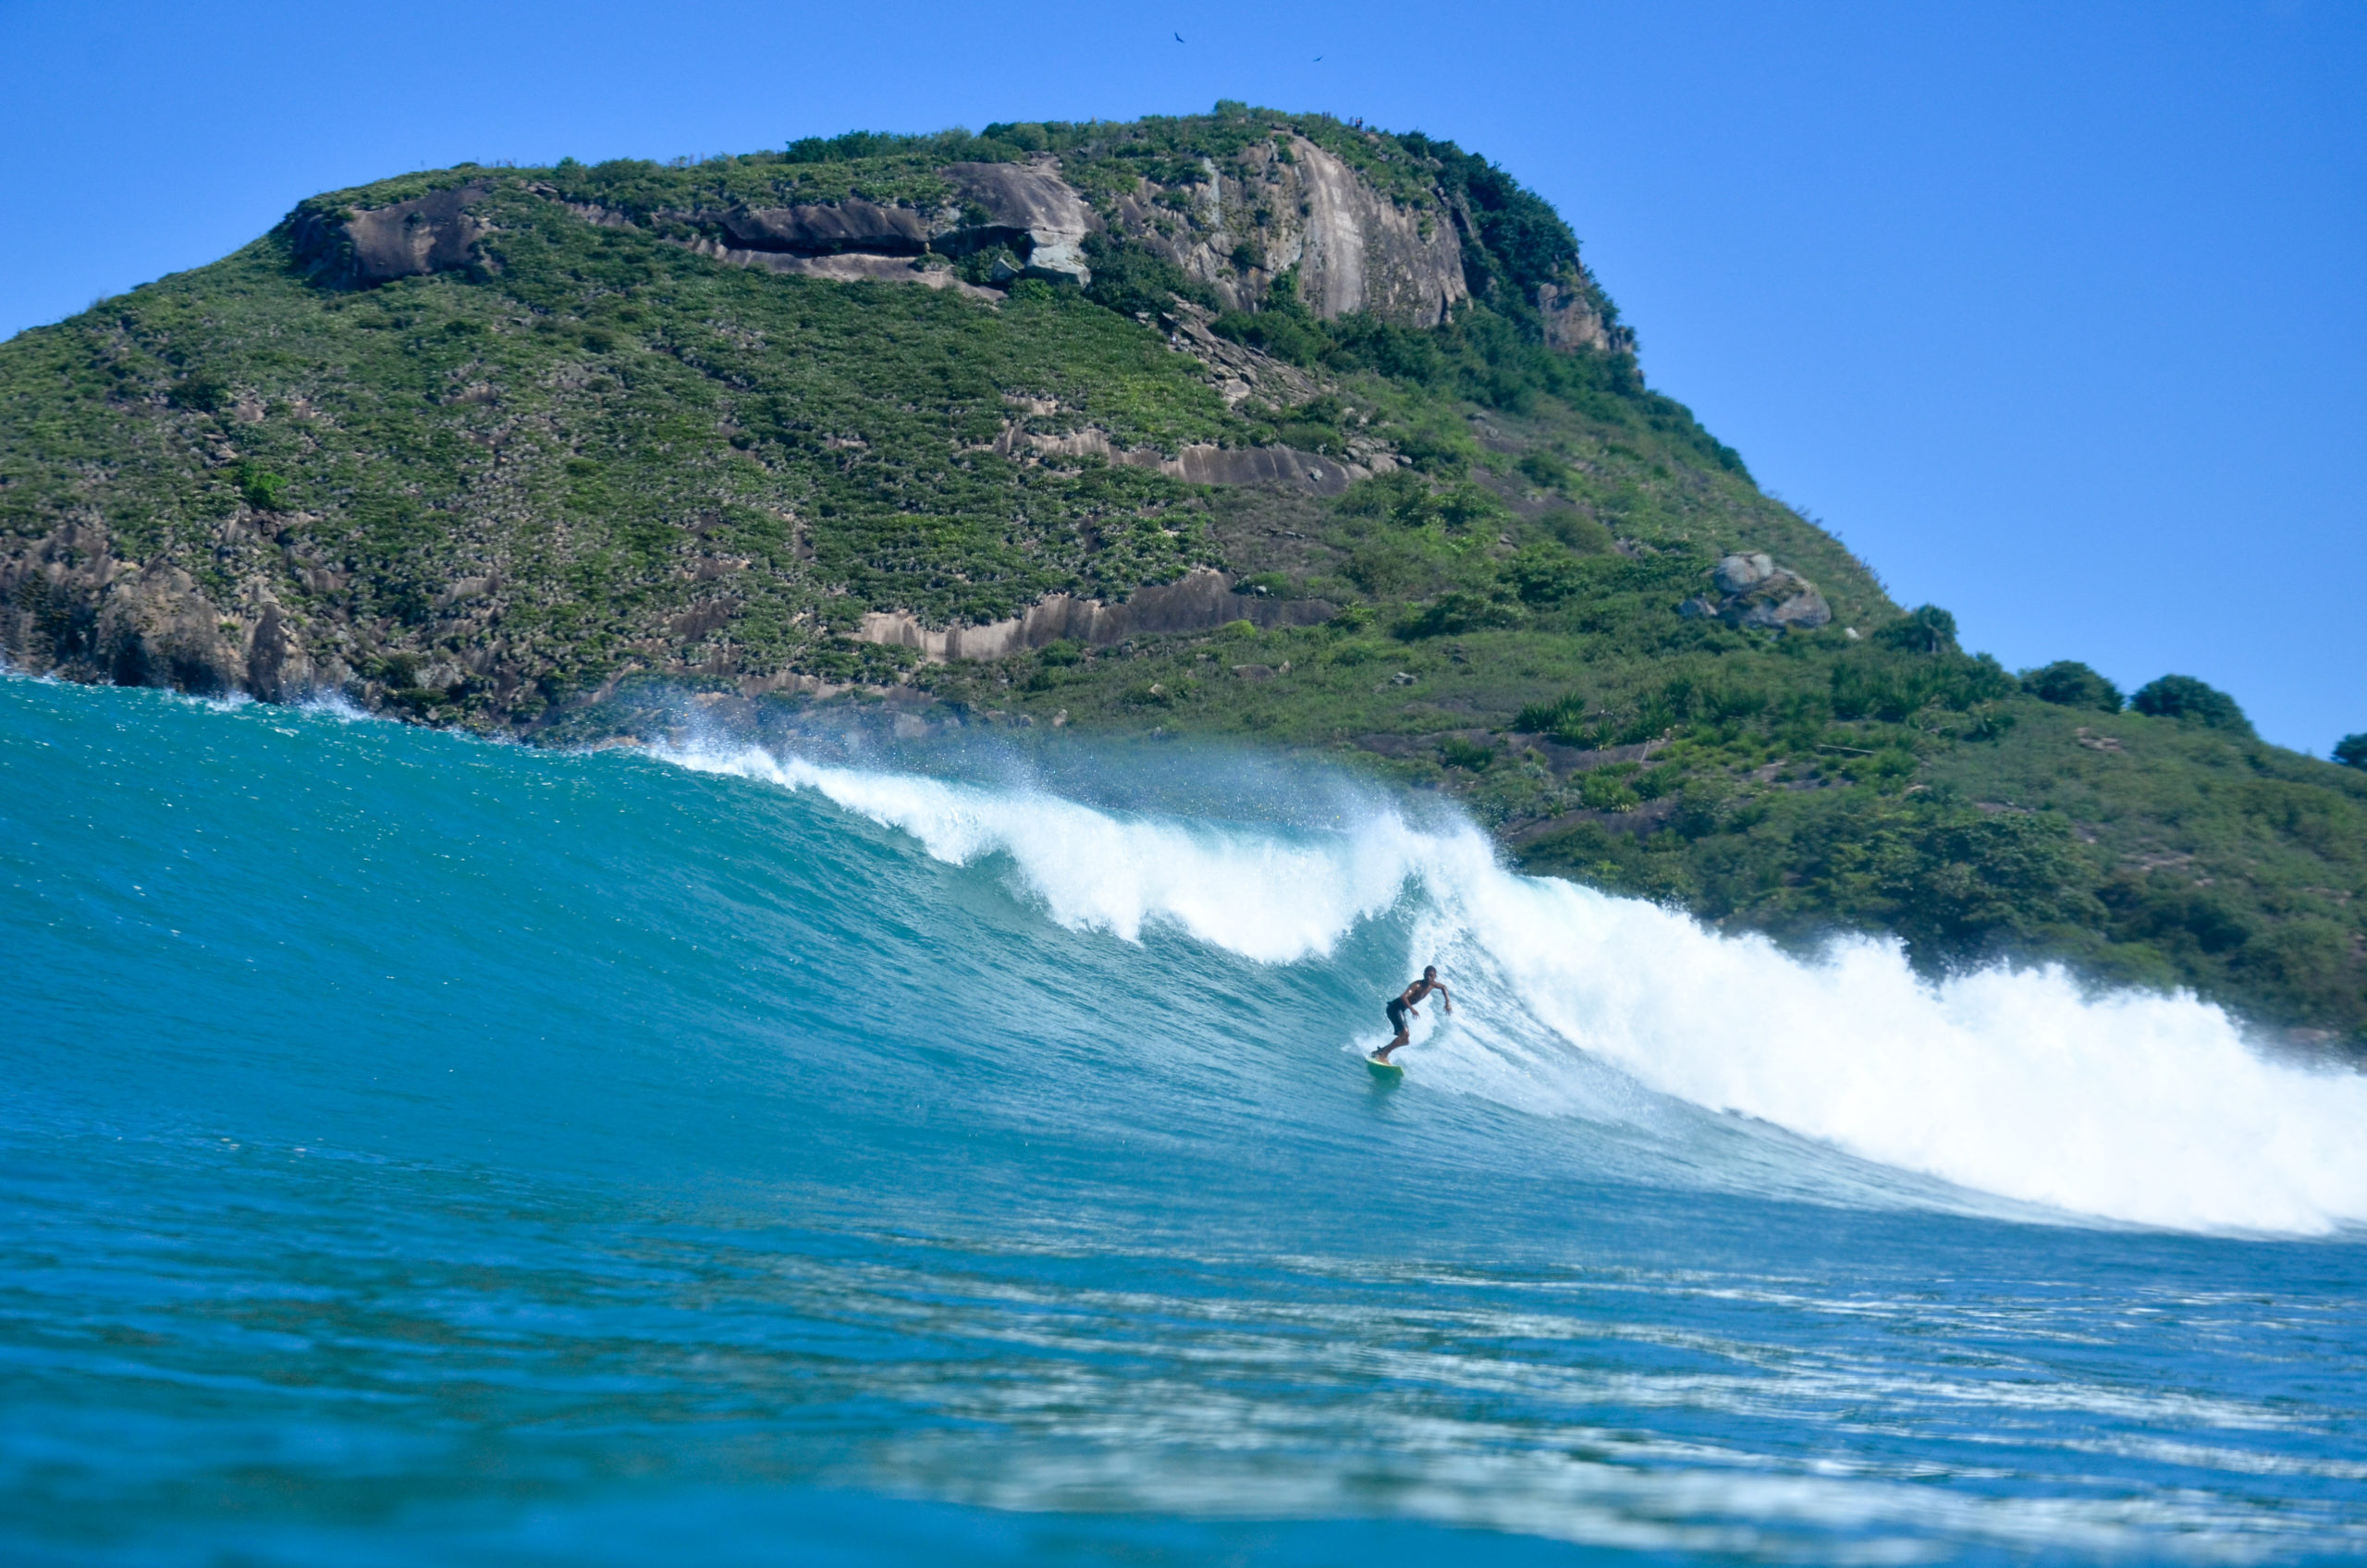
[992,422,1380,496]
[291,181,494,288]
[1713,552,1777,594]
[559,161,1100,288]
[1292,137,1466,323]
[0,518,327,700]
[939,160,1096,285]
[1536,280,1633,355]
[1738,584,1832,630]
[239,596,316,702]
[1163,445,1362,492]
[1099,135,1466,328]
[669,236,1001,300]
[1680,553,1833,631]
[720,200,932,255]
[1154,300,1322,405]
[854,568,1333,662]
[94,564,243,692]
[0,517,115,679]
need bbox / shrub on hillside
[2022,660,2123,713]
[1891,814,2105,961]
[1335,472,1504,534]
[1503,546,1588,606]
[1874,605,1960,655]
[1541,508,1613,555]
[168,369,229,412]
[1829,646,2014,722]
[1392,423,1478,476]
[2131,675,2253,737]
[1786,801,2106,972]
[237,464,290,512]
[1518,450,1573,490]
[1573,768,1639,811]
[1081,232,1215,320]
[1397,591,1524,639]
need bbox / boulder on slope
[1679,553,1833,631]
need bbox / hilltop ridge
[1,105,2361,1047]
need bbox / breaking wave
[659,740,2367,1237]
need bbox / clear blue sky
[4,0,2360,753]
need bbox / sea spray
[657,737,2367,1236]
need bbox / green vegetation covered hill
[1,105,2361,1046]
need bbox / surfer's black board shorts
[1386,998,1409,1033]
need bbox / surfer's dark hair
[1424,965,1438,975]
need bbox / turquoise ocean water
[4,672,2365,1565]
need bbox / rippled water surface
[4,676,2364,1564]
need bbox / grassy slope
[1,185,1249,704]
[1,114,2361,1045]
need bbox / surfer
[1373,967,1452,1063]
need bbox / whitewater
[6,673,2366,1565]
[662,739,2367,1237]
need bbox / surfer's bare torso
[1374,967,1452,1063]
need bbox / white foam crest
[654,741,1433,963]
[1410,855,2367,1236]
[656,741,2367,1235]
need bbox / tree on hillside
[1876,606,1960,655]
[2022,660,2123,713]
[2131,675,2253,737]
[2336,733,2367,770]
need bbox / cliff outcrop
[278,118,1610,341]
[703,161,1097,285]
[1098,134,1467,326]
[936,161,1097,285]
[719,198,934,256]
[3,517,327,700]
[290,180,495,288]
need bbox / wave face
[6,675,2367,1566]
[665,740,2367,1236]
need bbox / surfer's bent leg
[1376,999,1411,1061]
